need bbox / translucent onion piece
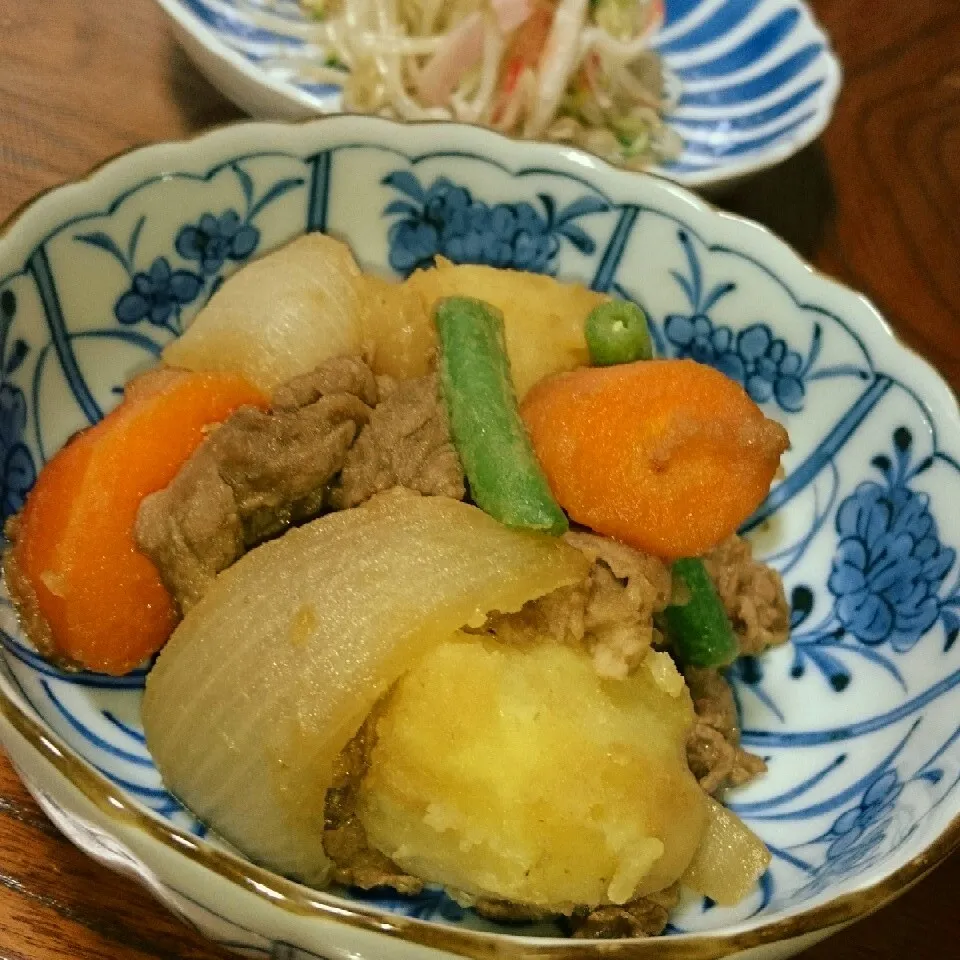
[142,493,588,884]
[163,234,366,393]
[682,796,771,906]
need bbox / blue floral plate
[153,0,842,191]
[0,116,956,960]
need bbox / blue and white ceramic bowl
[0,116,957,960]
[153,0,842,191]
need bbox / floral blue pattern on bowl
[0,117,956,960]
[153,0,842,189]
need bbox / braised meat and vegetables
[2,233,791,937]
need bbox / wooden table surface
[1,0,958,957]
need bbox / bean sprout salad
[298,0,681,168]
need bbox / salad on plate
[296,0,680,168]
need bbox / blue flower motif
[348,884,465,923]
[824,769,901,864]
[662,230,813,413]
[382,171,606,277]
[828,430,955,653]
[0,383,35,522]
[664,315,807,412]
[114,257,203,328]
[0,292,36,523]
[175,210,260,276]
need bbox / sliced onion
[416,12,485,107]
[142,494,588,884]
[682,796,771,906]
[163,234,365,393]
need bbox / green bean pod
[584,300,653,366]
[435,296,568,535]
[664,558,739,667]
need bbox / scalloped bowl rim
[0,115,957,959]
[150,0,844,191]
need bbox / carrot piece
[5,369,267,675]
[520,359,789,559]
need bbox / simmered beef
[323,710,423,894]
[136,357,376,611]
[703,535,790,656]
[136,359,466,613]
[330,373,465,509]
[685,667,766,795]
[271,356,379,411]
[476,531,672,679]
[567,885,679,938]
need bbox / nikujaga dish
[3,232,792,938]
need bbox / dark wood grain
[0,1,956,957]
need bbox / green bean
[435,297,568,535]
[664,558,739,667]
[584,300,653,366]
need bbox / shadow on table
[165,43,246,131]
[718,142,836,262]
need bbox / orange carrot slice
[520,359,789,559]
[6,369,267,675]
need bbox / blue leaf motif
[75,231,130,271]
[233,162,255,209]
[669,269,696,308]
[537,193,556,225]
[558,222,595,254]
[0,289,15,325]
[382,170,426,203]
[677,230,703,307]
[248,177,305,219]
[943,609,959,652]
[701,281,736,312]
[4,339,28,377]
[804,647,850,692]
[126,216,147,265]
[383,200,420,218]
[556,194,609,222]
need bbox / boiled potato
[359,635,706,912]
[163,233,366,392]
[357,274,434,380]
[405,261,608,399]
[142,495,587,885]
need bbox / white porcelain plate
[153,0,842,190]
[0,117,956,960]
